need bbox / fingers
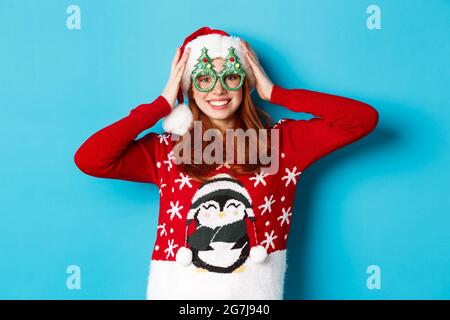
[249,46,259,62]
[245,48,257,64]
[171,47,181,71]
[241,40,270,84]
[240,40,253,66]
[171,46,190,73]
[176,47,190,71]
[241,39,259,63]
[173,47,190,81]
[245,48,261,74]
[241,41,263,79]
[175,60,187,82]
[163,47,191,106]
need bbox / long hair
[174,78,274,183]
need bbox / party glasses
[191,46,246,92]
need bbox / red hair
[174,78,273,183]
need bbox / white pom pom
[249,245,267,263]
[162,103,193,136]
[176,246,193,266]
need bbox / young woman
[74,26,379,300]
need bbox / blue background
[1,0,449,299]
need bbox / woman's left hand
[241,40,274,101]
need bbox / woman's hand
[161,47,191,108]
[241,40,274,101]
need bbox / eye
[198,76,212,83]
[203,203,218,210]
[226,75,238,81]
[225,202,241,209]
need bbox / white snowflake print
[166,200,183,220]
[157,223,167,237]
[164,239,178,259]
[273,118,287,128]
[158,133,170,145]
[281,166,302,187]
[277,207,292,227]
[163,151,176,172]
[258,195,276,215]
[249,169,270,187]
[174,172,193,190]
[261,230,278,250]
[159,178,167,196]
[216,161,231,170]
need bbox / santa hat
[162,26,255,136]
[176,173,267,266]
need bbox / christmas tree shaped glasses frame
[191,46,246,92]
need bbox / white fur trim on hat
[181,34,252,96]
[162,103,193,136]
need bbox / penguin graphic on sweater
[175,174,268,273]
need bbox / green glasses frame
[191,46,246,92]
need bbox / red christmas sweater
[74,85,378,299]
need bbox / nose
[210,77,226,94]
[218,211,226,218]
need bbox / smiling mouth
[207,99,231,110]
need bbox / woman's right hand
[161,47,191,108]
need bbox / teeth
[209,100,229,106]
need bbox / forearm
[74,95,171,176]
[270,84,379,136]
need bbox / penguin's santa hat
[162,26,255,136]
[176,173,267,266]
